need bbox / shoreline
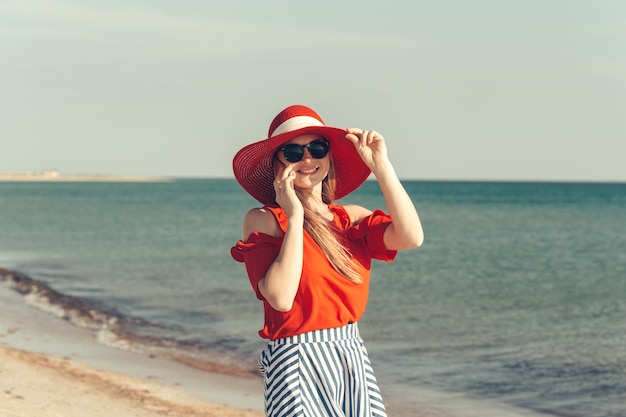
[0,276,265,416]
[0,267,440,417]
[0,344,262,417]
[0,266,549,417]
[0,281,436,417]
[0,267,260,380]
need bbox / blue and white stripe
[258,323,387,417]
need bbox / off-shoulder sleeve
[231,233,282,300]
[348,209,397,262]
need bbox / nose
[301,147,314,160]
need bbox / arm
[372,159,424,250]
[345,128,424,251]
[242,164,304,312]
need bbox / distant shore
[0,171,172,182]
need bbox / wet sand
[0,344,262,417]
[0,281,264,417]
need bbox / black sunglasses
[279,139,330,163]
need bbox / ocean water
[1,179,625,416]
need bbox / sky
[2,0,625,182]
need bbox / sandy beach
[0,279,264,417]
[0,267,537,417]
[0,344,262,417]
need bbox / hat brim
[233,125,371,205]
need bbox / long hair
[296,159,363,284]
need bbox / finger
[274,160,285,178]
[346,128,365,142]
[345,132,359,145]
[360,130,370,147]
[287,171,296,189]
[274,162,286,182]
[281,165,295,181]
[275,167,294,193]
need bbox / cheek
[321,159,331,175]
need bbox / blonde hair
[296,160,363,284]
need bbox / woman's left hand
[347,128,424,250]
[345,128,389,170]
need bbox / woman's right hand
[258,162,305,312]
[274,163,304,220]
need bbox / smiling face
[275,134,331,192]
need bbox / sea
[1,179,625,417]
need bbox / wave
[0,267,258,378]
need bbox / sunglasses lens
[308,140,329,158]
[282,145,304,162]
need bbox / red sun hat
[232,105,371,205]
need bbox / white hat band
[270,115,324,137]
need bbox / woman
[231,104,423,417]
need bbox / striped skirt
[258,323,387,417]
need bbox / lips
[297,166,319,175]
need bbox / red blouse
[231,204,396,340]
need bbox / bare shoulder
[242,207,281,240]
[342,204,373,225]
